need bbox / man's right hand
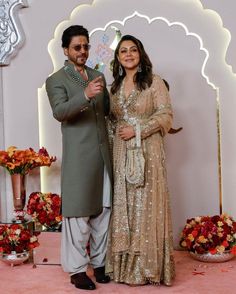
[84,76,104,100]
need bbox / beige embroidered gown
[106,74,175,285]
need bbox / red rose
[222,240,229,248]
[20,231,30,241]
[10,224,22,230]
[211,215,221,224]
[191,230,198,238]
[195,246,205,254]
[209,248,217,254]
[230,246,236,255]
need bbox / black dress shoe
[94,266,110,283]
[70,272,96,290]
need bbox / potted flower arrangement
[180,213,236,262]
[0,146,56,175]
[0,223,40,266]
[0,146,56,221]
[27,192,62,231]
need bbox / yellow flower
[7,146,17,157]
[187,234,195,242]
[198,235,207,243]
[217,221,224,227]
[217,245,225,253]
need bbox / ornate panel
[0,0,28,65]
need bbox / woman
[106,35,175,286]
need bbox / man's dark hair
[61,25,89,48]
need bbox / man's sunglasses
[72,44,91,51]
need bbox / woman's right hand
[118,126,135,140]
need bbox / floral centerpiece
[27,192,62,231]
[0,146,56,221]
[0,146,56,175]
[180,213,236,261]
[0,223,40,254]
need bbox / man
[46,25,112,290]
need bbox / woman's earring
[137,64,142,72]
[119,64,123,76]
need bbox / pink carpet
[1,233,236,294]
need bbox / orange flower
[198,235,207,243]
[0,146,56,175]
[187,234,195,242]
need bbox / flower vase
[10,174,26,222]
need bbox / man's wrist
[84,91,91,101]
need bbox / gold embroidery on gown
[106,75,175,285]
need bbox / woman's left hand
[118,126,135,140]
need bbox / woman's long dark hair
[110,35,153,95]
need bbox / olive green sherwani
[46,61,112,218]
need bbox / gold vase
[10,174,26,222]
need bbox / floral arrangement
[27,192,62,229]
[0,223,40,254]
[0,146,56,175]
[180,213,236,255]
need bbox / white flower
[226,218,233,226]
[30,236,37,243]
[195,216,201,223]
[15,229,21,235]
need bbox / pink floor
[1,233,236,294]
